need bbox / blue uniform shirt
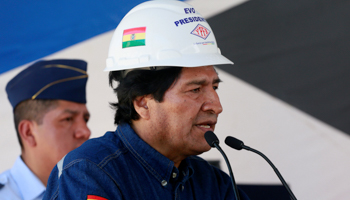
[0,156,45,200]
[44,123,249,200]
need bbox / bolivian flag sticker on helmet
[87,195,108,200]
[122,27,146,48]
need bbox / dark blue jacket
[44,123,249,200]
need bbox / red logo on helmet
[191,24,210,40]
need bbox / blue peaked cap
[6,59,88,110]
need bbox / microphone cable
[205,131,241,200]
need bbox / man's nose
[74,120,91,140]
[201,89,223,115]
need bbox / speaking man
[44,1,249,199]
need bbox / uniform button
[182,185,185,191]
[161,180,168,186]
[172,172,177,178]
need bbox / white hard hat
[105,0,233,72]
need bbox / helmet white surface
[105,0,233,72]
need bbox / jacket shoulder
[63,131,125,168]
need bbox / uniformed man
[0,59,91,200]
[44,1,249,199]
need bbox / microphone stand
[205,131,241,200]
[213,143,241,200]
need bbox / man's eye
[213,86,218,90]
[191,88,200,93]
[65,117,73,122]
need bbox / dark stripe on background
[208,0,350,135]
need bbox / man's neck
[131,121,185,168]
[21,151,49,186]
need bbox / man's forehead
[56,100,88,112]
[179,66,219,81]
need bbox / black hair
[109,67,182,125]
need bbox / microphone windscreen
[204,131,219,147]
[225,136,244,150]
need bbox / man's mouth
[194,118,217,131]
[197,124,211,128]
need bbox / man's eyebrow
[213,78,222,84]
[186,80,206,86]
[63,109,90,118]
[63,109,78,114]
[185,78,222,86]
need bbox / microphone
[225,136,297,200]
[204,131,240,200]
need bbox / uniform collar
[117,123,189,186]
[10,156,46,200]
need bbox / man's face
[149,65,223,157]
[32,100,91,169]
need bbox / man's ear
[18,120,37,147]
[133,95,151,120]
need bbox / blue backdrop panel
[1,0,188,74]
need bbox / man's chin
[192,145,212,156]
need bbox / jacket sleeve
[43,159,123,200]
